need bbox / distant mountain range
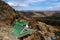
[16,11,60,26]
[16,11,60,18]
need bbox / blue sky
[3,0,60,11]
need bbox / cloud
[6,0,46,7]
[7,2,28,7]
[3,0,60,11]
[49,0,58,2]
[46,2,60,10]
[27,0,46,2]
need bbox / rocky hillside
[0,0,60,40]
[0,0,16,24]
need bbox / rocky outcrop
[0,0,16,24]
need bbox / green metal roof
[11,20,35,38]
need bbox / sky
[3,0,60,11]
